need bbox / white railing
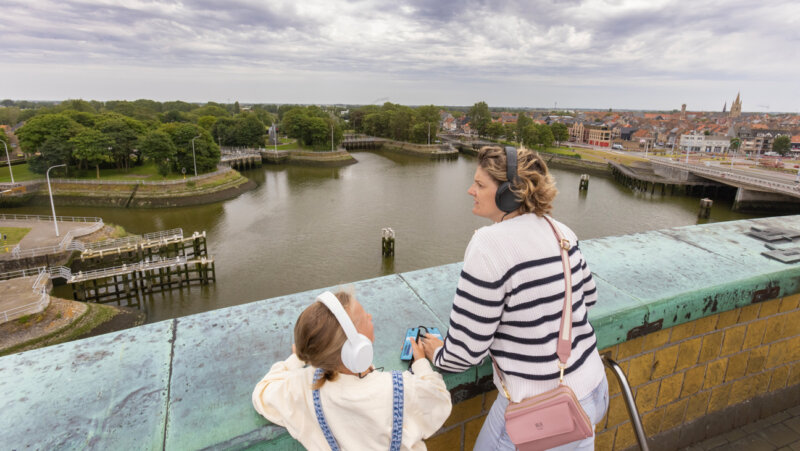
[0,267,48,281]
[9,219,104,259]
[80,228,184,254]
[143,228,183,242]
[0,267,50,323]
[47,167,231,186]
[0,214,102,223]
[47,266,73,280]
[59,255,189,283]
[652,158,800,198]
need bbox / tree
[70,128,114,178]
[139,130,177,177]
[730,137,741,152]
[550,123,569,147]
[468,101,491,137]
[516,114,533,145]
[161,123,220,174]
[535,124,554,148]
[236,113,267,147]
[773,135,791,156]
[198,115,218,131]
[503,123,516,142]
[16,113,82,154]
[96,113,146,170]
[486,122,505,140]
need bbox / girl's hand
[420,333,444,361]
[409,335,426,362]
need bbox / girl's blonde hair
[477,146,558,216]
[294,291,354,389]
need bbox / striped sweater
[433,213,604,402]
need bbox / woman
[421,146,608,450]
[253,290,452,450]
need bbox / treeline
[349,103,440,144]
[468,101,570,147]
[5,99,278,178]
[280,106,344,149]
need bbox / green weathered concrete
[3,216,800,449]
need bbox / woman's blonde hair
[477,146,557,216]
[294,291,354,389]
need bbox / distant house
[586,125,611,147]
[680,131,730,153]
[792,135,800,152]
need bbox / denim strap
[313,368,341,451]
[390,370,404,451]
[312,368,405,451]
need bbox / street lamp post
[191,135,200,177]
[1,139,13,184]
[47,164,66,236]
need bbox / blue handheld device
[400,326,442,361]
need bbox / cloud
[1,0,799,110]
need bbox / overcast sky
[2,0,799,111]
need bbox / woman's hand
[420,333,443,361]
[409,336,426,362]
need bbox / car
[612,144,624,150]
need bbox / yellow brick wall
[425,294,800,451]
[597,294,800,450]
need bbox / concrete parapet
[2,216,800,449]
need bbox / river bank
[0,297,145,357]
[1,168,256,208]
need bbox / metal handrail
[652,158,800,197]
[47,167,231,186]
[0,214,102,223]
[603,356,650,451]
[0,267,50,323]
[0,266,48,281]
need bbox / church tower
[730,92,742,118]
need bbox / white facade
[680,133,731,153]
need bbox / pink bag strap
[492,215,574,399]
[542,215,574,368]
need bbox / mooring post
[381,227,395,257]
[699,198,713,218]
[579,174,590,191]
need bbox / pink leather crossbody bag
[493,216,593,451]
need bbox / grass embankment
[0,163,38,182]
[0,227,31,253]
[0,162,206,183]
[0,300,144,357]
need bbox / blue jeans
[473,376,609,451]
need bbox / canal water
[8,151,755,322]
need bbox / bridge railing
[653,158,800,197]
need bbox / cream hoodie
[253,354,452,451]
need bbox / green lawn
[0,163,39,183]
[0,162,189,182]
[0,227,31,253]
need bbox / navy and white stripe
[433,214,604,402]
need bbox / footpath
[687,404,800,450]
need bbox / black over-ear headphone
[495,146,522,213]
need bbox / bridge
[3,216,800,450]
[342,133,386,149]
[648,158,800,212]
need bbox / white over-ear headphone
[316,291,373,374]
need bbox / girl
[253,290,452,450]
